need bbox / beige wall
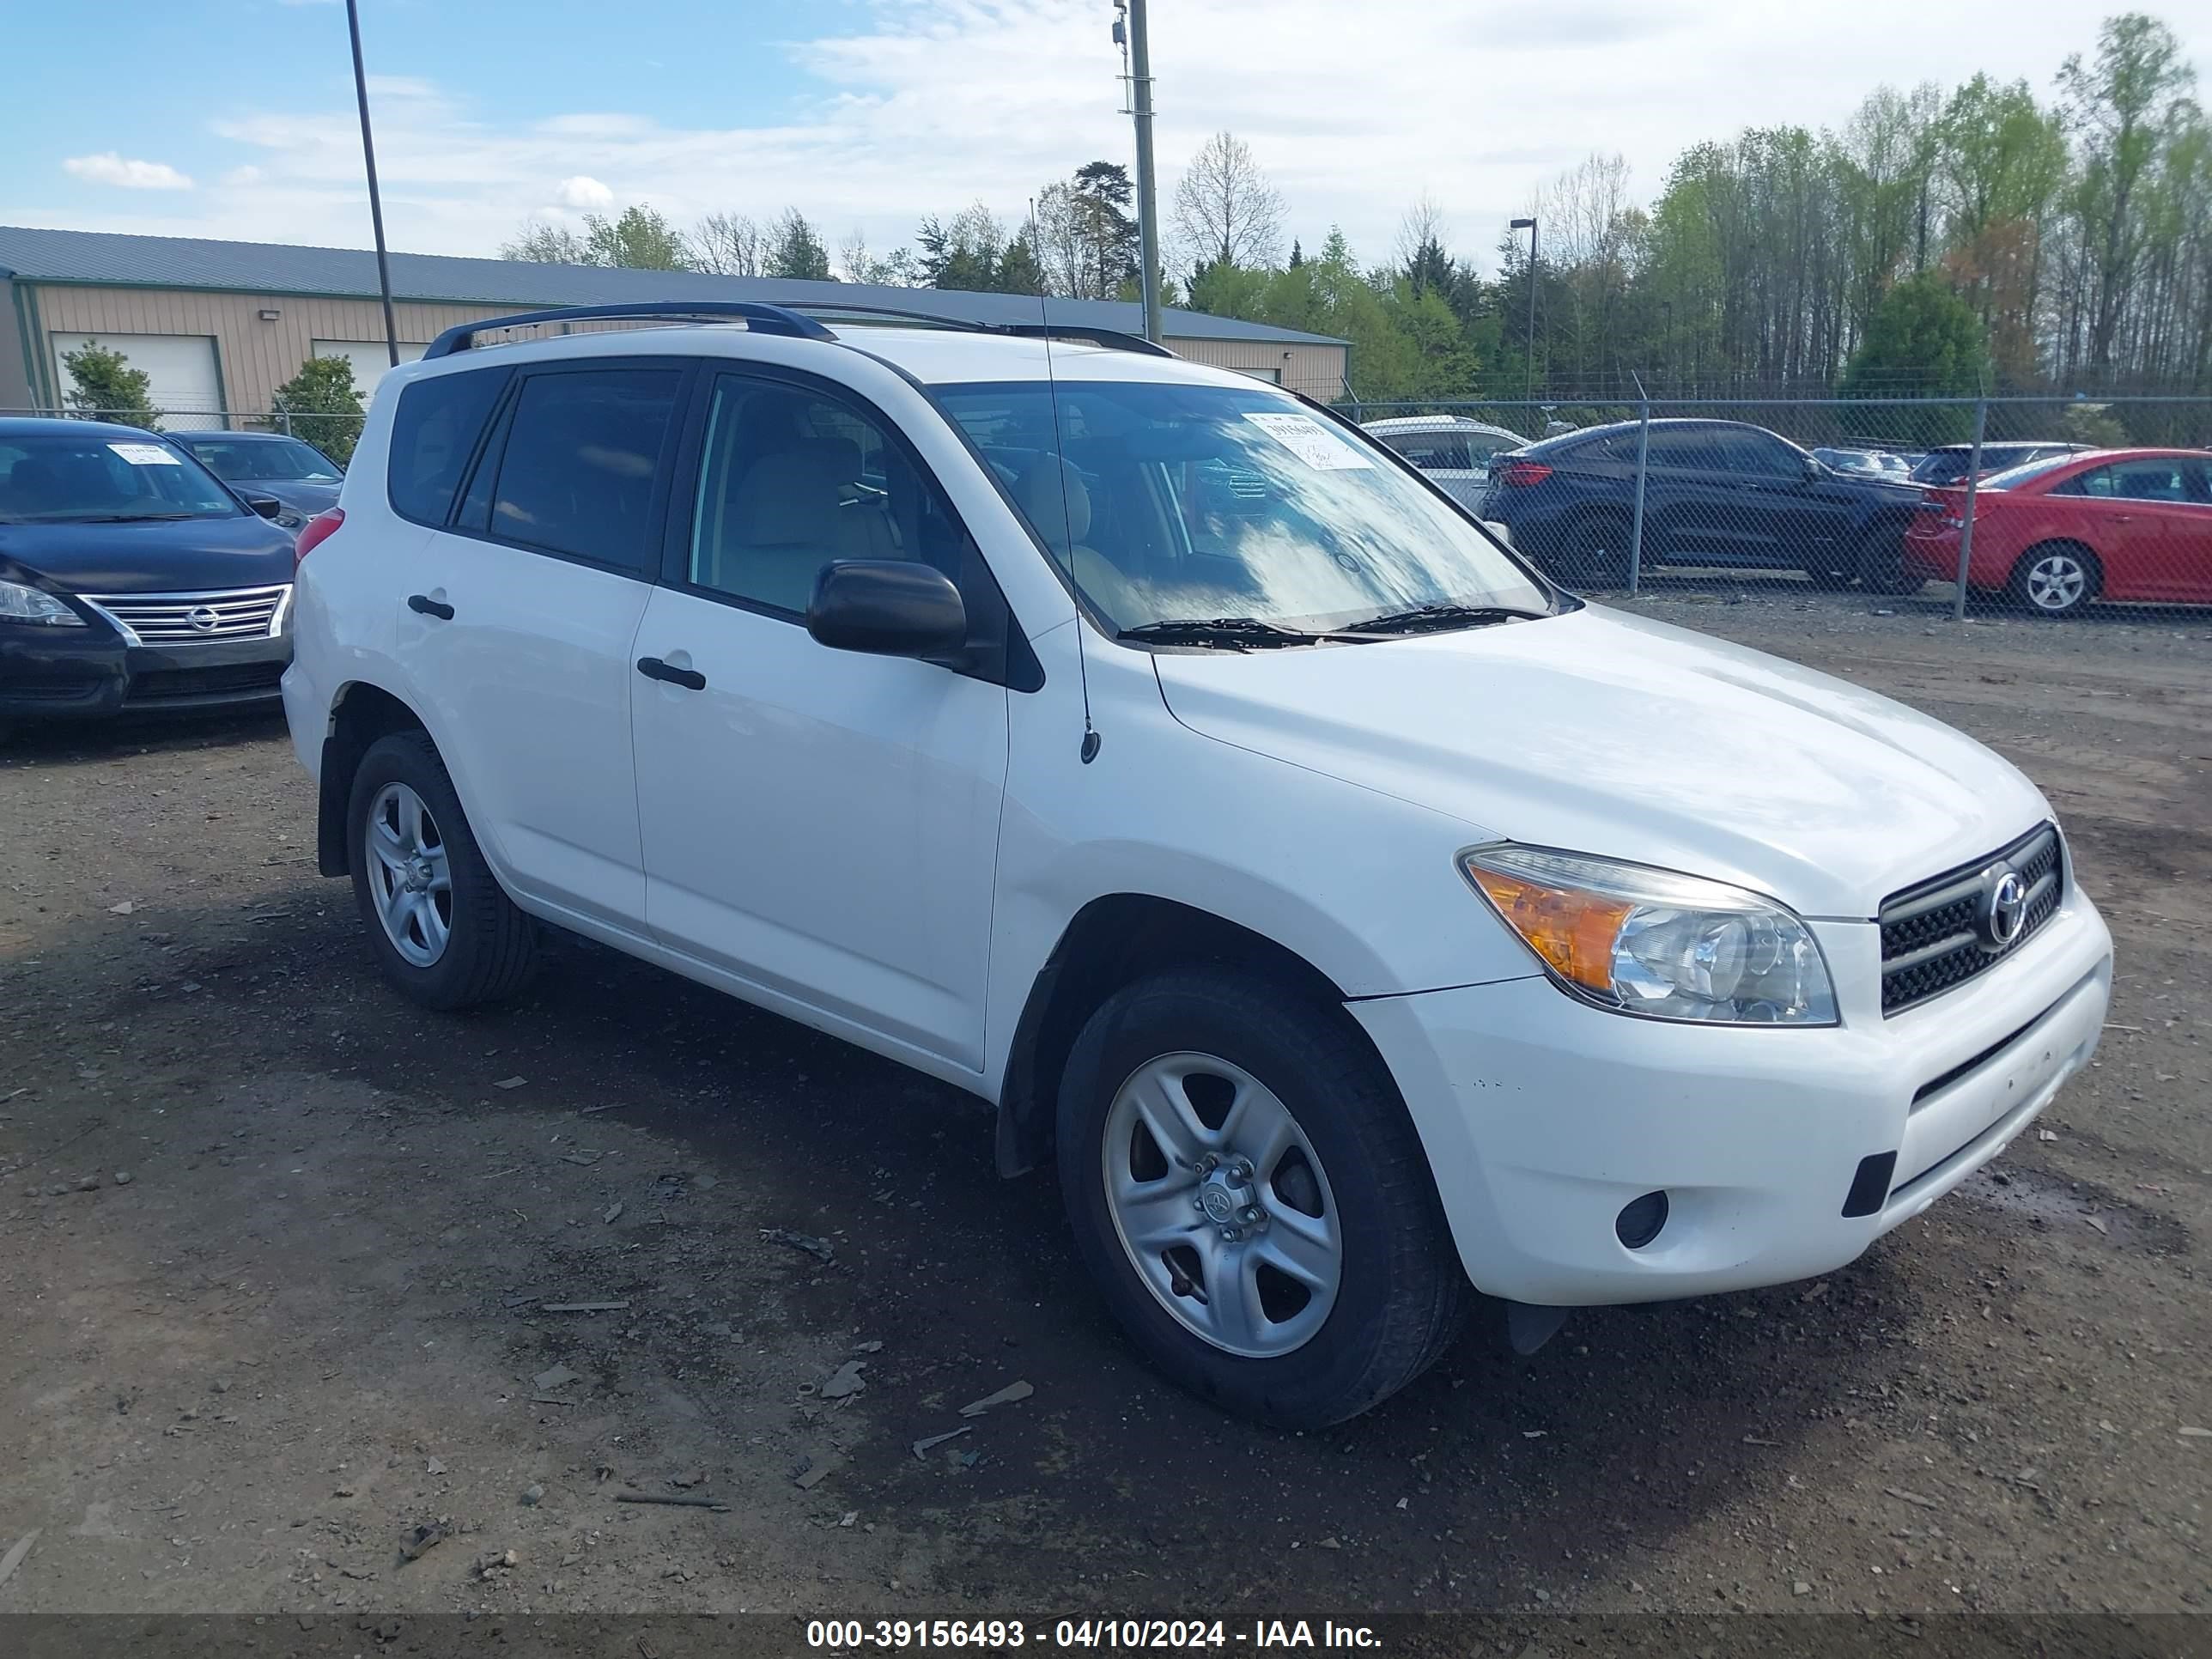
[24,281,1349,411]
[1172,337,1346,399]
[26,285,523,414]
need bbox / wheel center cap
[1198,1167,1260,1225]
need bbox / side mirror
[806,561,968,664]
[1802,455,1826,480]
[246,494,285,520]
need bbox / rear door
[392,357,689,931]
[1638,425,1759,561]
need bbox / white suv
[283,301,2113,1427]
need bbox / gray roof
[0,226,1345,348]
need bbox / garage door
[49,333,222,430]
[313,339,427,404]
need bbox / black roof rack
[422,301,834,359]
[419,297,1178,363]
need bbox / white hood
[1149,605,2052,918]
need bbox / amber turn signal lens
[1463,866,1634,995]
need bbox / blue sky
[5,0,2207,280]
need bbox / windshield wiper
[68,512,204,523]
[1336,602,1548,635]
[1117,617,1335,649]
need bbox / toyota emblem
[1980,866,2029,948]
[185,605,222,633]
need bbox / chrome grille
[84,585,289,644]
[1879,823,2063,1016]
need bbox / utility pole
[1510,215,1538,400]
[346,0,400,368]
[1121,0,1164,343]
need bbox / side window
[688,375,975,616]
[1467,435,1515,468]
[1717,430,1800,477]
[489,368,681,571]
[2103,461,2189,502]
[388,368,508,526]
[1645,428,1723,470]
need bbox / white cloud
[222,165,266,188]
[22,1,2212,276]
[556,174,616,209]
[62,152,194,191]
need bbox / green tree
[1840,273,1991,441]
[1036,162,1140,299]
[270,356,367,465]
[501,205,691,270]
[62,340,160,428]
[584,205,693,270]
[2057,12,2197,371]
[767,209,834,282]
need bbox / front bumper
[1352,887,2113,1306]
[0,628,289,722]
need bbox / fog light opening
[1615,1189,1669,1250]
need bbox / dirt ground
[1,582,2206,1623]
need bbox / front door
[629,369,1010,1072]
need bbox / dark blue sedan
[0,417,299,738]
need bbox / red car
[1902,447,2212,616]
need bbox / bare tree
[501,220,589,264]
[1392,193,1449,276]
[693,211,765,276]
[1170,131,1285,276]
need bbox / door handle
[407,593,454,620]
[636,655,707,691]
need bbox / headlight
[0,579,87,627]
[1460,845,1837,1025]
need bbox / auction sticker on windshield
[106,442,181,465]
[1242,412,1374,470]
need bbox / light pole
[1115,0,1164,344]
[1510,215,1537,400]
[345,0,399,368]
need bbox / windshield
[934,380,1551,634]
[185,437,340,483]
[0,433,240,524]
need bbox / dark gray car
[169,431,344,530]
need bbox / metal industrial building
[0,226,1349,426]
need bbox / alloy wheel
[364,781,453,967]
[2025,552,2087,613]
[1099,1052,1342,1359]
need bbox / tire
[1802,561,1857,591]
[1055,968,1467,1428]
[1854,526,1925,596]
[1553,510,1631,587]
[345,730,538,1010]
[2008,541,2100,618]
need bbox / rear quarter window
[388,368,510,526]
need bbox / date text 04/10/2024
[805,1620,1382,1649]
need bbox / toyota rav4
[283,301,2114,1427]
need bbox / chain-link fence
[1352,396,2211,622]
[10,394,2208,623]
